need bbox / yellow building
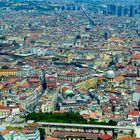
[0,69,17,77]
[75,78,98,90]
[59,50,75,63]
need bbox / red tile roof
[0,105,17,110]
[22,129,33,133]
[131,54,140,59]
[98,134,112,140]
[132,117,137,122]
[118,136,140,140]
[134,90,140,93]
[0,130,11,135]
[52,131,99,139]
[45,137,58,140]
[128,112,140,116]
[28,78,40,83]
[18,83,30,88]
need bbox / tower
[137,68,140,77]
[41,70,47,91]
[23,36,27,46]
[138,99,140,111]
[104,32,108,40]
[112,105,115,113]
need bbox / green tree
[107,120,117,126]
[25,112,117,126]
[1,66,9,69]
[0,36,7,40]
[88,118,107,125]
[39,128,46,140]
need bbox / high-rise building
[117,5,123,17]
[108,4,116,15]
[103,10,107,16]
[129,5,134,17]
[123,7,128,16]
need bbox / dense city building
[0,0,140,139]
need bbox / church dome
[106,70,115,79]
[76,34,81,40]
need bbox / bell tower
[40,70,47,92]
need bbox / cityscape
[0,0,140,139]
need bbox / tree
[128,129,136,137]
[1,66,9,69]
[107,120,117,126]
[39,128,46,140]
[31,40,35,44]
[25,112,87,124]
[25,112,117,126]
[88,118,107,125]
[0,36,7,40]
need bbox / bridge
[38,122,133,130]
[38,122,134,138]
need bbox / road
[83,10,95,26]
